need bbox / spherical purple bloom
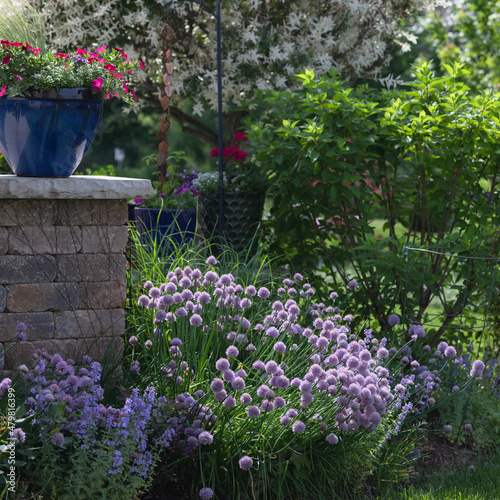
[444,425,452,436]
[138,295,150,307]
[359,349,372,362]
[292,421,306,434]
[252,360,265,370]
[145,340,153,349]
[470,360,485,378]
[265,361,278,374]
[299,380,312,393]
[198,431,214,445]
[257,287,270,299]
[326,433,339,445]
[388,314,400,326]
[240,393,252,405]
[171,337,182,346]
[280,415,291,426]
[223,370,235,383]
[215,358,230,372]
[199,487,214,499]
[232,377,246,391]
[210,378,224,393]
[348,280,358,289]
[266,327,279,339]
[247,406,260,418]
[190,314,203,326]
[226,346,239,358]
[444,346,457,358]
[149,287,162,298]
[51,432,65,447]
[129,336,138,344]
[274,341,287,353]
[377,347,389,360]
[130,361,140,373]
[206,256,218,265]
[223,396,237,409]
[239,456,253,470]
[464,424,472,432]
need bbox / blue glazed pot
[134,208,197,255]
[0,87,103,177]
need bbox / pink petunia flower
[92,77,103,91]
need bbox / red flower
[234,132,248,141]
[138,61,145,71]
[210,148,219,157]
[132,90,137,102]
[233,149,248,162]
[0,85,6,96]
[54,53,69,58]
[96,45,107,53]
[2,55,11,65]
[104,63,116,71]
[92,77,103,91]
[114,47,128,58]
[122,82,129,94]
[110,71,123,80]
[76,48,88,55]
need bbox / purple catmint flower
[10,428,26,443]
[198,431,214,445]
[239,456,253,470]
[292,421,306,434]
[247,406,260,418]
[199,487,214,499]
[258,287,270,299]
[215,358,230,372]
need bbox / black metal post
[163,0,225,239]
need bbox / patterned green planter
[197,191,266,254]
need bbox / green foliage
[248,62,500,344]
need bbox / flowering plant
[0,40,144,104]
[194,133,269,194]
[133,151,198,210]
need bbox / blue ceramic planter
[0,87,103,177]
[134,208,197,255]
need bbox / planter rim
[134,207,197,213]
[0,87,104,102]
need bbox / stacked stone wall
[0,199,129,369]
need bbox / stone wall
[0,175,152,370]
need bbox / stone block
[0,199,56,226]
[6,283,79,312]
[55,254,126,282]
[55,309,125,338]
[56,200,128,226]
[0,255,57,284]
[80,226,129,254]
[0,227,7,255]
[0,286,5,312]
[0,312,54,342]
[8,226,82,255]
[79,281,126,309]
[4,336,124,370]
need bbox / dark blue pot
[134,208,197,255]
[0,87,103,177]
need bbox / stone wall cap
[0,174,153,200]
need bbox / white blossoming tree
[33,0,435,145]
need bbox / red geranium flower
[234,132,248,141]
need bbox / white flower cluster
[33,0,436,115]
[192,172,228,193]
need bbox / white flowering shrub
[32,0,437,142]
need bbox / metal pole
[216,0,224,240]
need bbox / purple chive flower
[215,358,230,372]
[464,424,472,432]
[199,487,214,499]
[145,340,153,349]
[265,361,278,374]
[129,336,139,344]
[223,396,237,409]
[206,256,218,265]
[444,346,457,358]
[252,360,266,370]
[130,361,140,373]
[348,280,358,289]
[51,432,65,447]
[388,314,400,326]
[198,431,214,445]
[274,341,287,353]
[444,425,452,436]
[226,346,239,358]
[257,287,270,299]
[326,433,338,445]
[470,360,485,378]
[138,295,150,307]
[377,347,389,359]
[210,378,224,393]
[232,377,246,391]
[247,406,260,418]
[245,285,256,296]
[240,393,252,405]
[292,421,306,434]
[190,314,203,326]
[239,456,253,470]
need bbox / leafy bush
[248,61,500,346]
